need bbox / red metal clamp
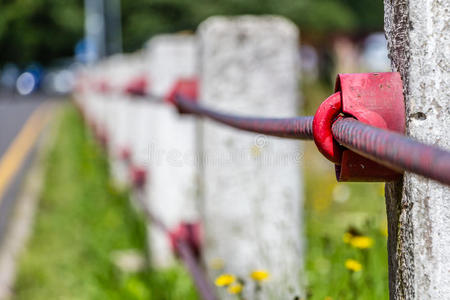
[169,222,202,260]
[124,75,149,97]
[119,147,131,161]
[313,72,405,181]
[130,165,147,188]
[165,78,198,109]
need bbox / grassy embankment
[14,105,197,300]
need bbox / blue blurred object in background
[0,63,20,91]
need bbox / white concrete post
[103,55,123,150]
[128,53,154,176]
[104,55,137,187]
[143,34,198,267]
[198,16,304,299]
[384,1,450,299]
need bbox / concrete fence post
[143,34,198,267]
[105,55,137,187]
[384,1,450,299]
[124,52,152,188]
[198,16,304,299]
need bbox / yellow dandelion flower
[343,232,353,244]
[350,236,374,249]
[215,274,235,287]
[345,259,362,272]
[324,297,333,300]
[250,270,270,282]
[228,283,243,294]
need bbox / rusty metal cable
[175,95,314,140]
[173,95,450,186]
[331,118,450,185]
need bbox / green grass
[14,105,198,300]
[303,82,389,300]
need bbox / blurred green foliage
[0,0,84,66]
[14,105,198,300]
[121,0,384,51]
[0,0,383,66]
[304,147,389,299]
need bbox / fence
[73,16,450,300]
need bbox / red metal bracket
[124,75,149,97]
[313,72,405,181]
[165,78,198,108]
[169,222,202,260]
[130,165,147,188]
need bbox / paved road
[0,91,49,244]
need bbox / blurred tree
[0,0,383,66]
[121,0,383,51]
[0,0,84,67]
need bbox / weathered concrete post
[384,1,450,299]
[143,34,198,267]
[198,16,304,299]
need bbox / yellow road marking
[0,104,50,202]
